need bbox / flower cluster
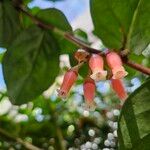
[57,50,128,107]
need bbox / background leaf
[2,26,60,105]
[0,52,4,63]
[90,0,150,54]
[36,8,78,70]
[74,29,90,45]
[36,8,72,32]
[36,8,77,55]
[0,0,21,47]
[20,7,41,28]
[118,79,150,150]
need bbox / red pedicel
[106,52,128,79]
[111,79,128,101]
[83,77,96,107]
[57,69,78,99]
[89,54,107,81]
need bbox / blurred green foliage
[0,0,149,149]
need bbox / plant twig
[15,5,150,76]
[18,5,101,54]
[64,33,102,54]
[0,127,42,150]
[124,60,150,75]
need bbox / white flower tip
[90,70,107,81]
[112,67,128,79]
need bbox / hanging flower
[57,69,78,99]
[111,79,128,101]
[83,77,96,107]
[89,54,107,81]
[106,52,128,79]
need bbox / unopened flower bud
[57,69,78,99]
[111,79,128,101]
[106,52,128,79]
[83,77,96,108]
[89,54,107,81]
[74,49,89,62]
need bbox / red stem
[124,60,150,75]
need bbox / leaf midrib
[125,0,143,49]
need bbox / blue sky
[0,0,88,89]
[0,48,5,89]
[0,65,5,89]
[29,0,89,22]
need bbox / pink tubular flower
[83,77,96,107]
[111,79,128,101]
[89,54,107,81]
[57,69,78,99]
[106,52,128,79]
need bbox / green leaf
[74,29,90,44]
[36,8,72,32]
[23,0,33,5]
[118,79,150,150]
[74,29,88,40]
[0,52,4,63]
[0,0,21,47]
[20,7,41,28]
[58,38,77,55]
[36,8,77,55]
[2,26,60,105]
[36,8,78,67]
[90,0,150,54]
